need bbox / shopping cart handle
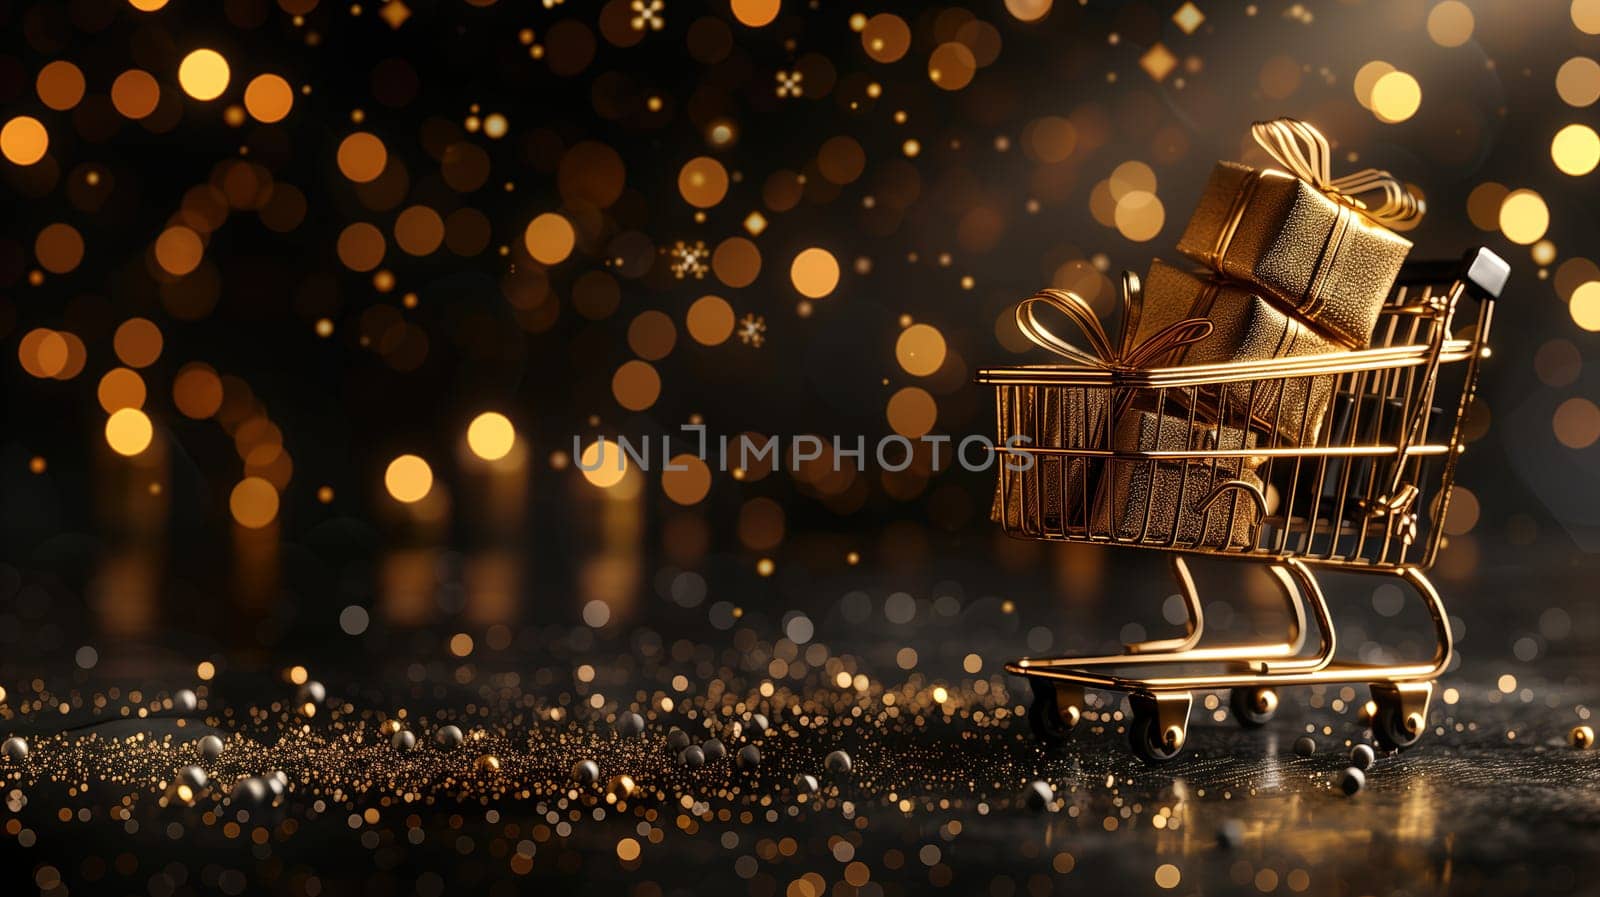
[1395,247,1509,301]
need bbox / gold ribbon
[1249,118,1425,228]
[1014,273,1214,370]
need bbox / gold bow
[1015,272,1214,369]
[1250,118,1425,228]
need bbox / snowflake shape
[775,70,804,98]
[668,240,709,279]
[737,313,767,347]
[630,0,665,31]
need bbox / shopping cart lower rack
[978,248,1508,762]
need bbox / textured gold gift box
[1090,406,1263,549]
[1137,259,1339,444]
[989,382,1112,534]
[1176,119,1423,349]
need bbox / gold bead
[475,754,501,772]
[379,719,403,736]
[607,774,637,801]
[1572,725,1595,750]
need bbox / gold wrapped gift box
[1138,259,1339,444]
[1175,160,1409,349]
[990,381,1113,535]
[1090,405,1263,549]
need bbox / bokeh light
[686,295,735,345]
[1499,189,1550,244]
[385,454,434,503]
[36,61,86,112]
[612,360,661,411]
[467,412,516,462]
[1004,0,1053,23]
[1370,71,1422,123]
[677,157,729,208]
[662,454,712,505]
[243,74,294,123]
[1569,281,1600,330]
[1,116,49,165]
[105,408,154,457]
[896,324,948,376]
[178,49,231,101]
[861,14,911,64]
[886,387,937,438]
[114,319,163,368]
[337,132,388,183]
[230,477,280,529]
[155,226,204,276]
[579,440,628,488]
[790,248,840,298]
[730,0,780,27]
[1551,124,1600,176]
[97,368,147,413]
[524,213,576,265]
[1557,57,1600,107]
[1426,1,1474,47]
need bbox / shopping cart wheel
[1369,682,1431,751]
[1229,687,1279,728]
[1026,680,1081,746]
[1128,692,1191,764]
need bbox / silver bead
[198,735,225,761]
[677,746,705,768]
[1023,780,1053,811]
[391,730,417,752]
[177,765,208,789]
[2,736,28,762]
[701,738,726,761]
[825,750,852,774]
[616,712,645,737]
[1293,735,1316,757]
[172,689,198,714]
[435,725,464,750]
[230,777,268,806]
[1350,743,1376,770]
[296,681,326,706]
[1336,767,1366,796]
[793,774,819,795]
[736,745,761,770]
[572,759,600,784]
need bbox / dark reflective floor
[2,541,1598,897]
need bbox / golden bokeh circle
[886,387,937,438]
[928,42,977,91]
[1551,123,1600,176]
[173,364,224,419]
[1352,60,1396,110]
[105,408,154,457]
[111,70,161,119]
[612,360,661,411]
[1556,57,1600,107]
[97,367,147,412]
[1465,181,1508,230]
[155,226,204,276]
[1553,396,1600,448]
[467,412,516,461]
[243,74,294,123]
[35,223,84,274]
[178,49,231,101]
[861,14,911,64]
[114,318,164,368]
[337,222,387,272]
[230,477,280,529]
[1570,280,1600,330]
[337,132,388,183]
[1576,0,1600,35]
[627,310,677,361]
[395,205,445,256]
[677,156,729,208]
[730,0,780,27]
[1370,71,1422,123]
[662,454,712,505]
[385,454,434,503]
[686,295,736,345]
[1426,1,1474,47]
[36,61,86,112]
[818,136,866,185]
[524,212,576,265]
[579,440,628,488]
[1114,190,1166,242]
[1,116,48,165]
[713,237,761,288]
[790,247,840,298]
[1004,0,1053,22]
[1498,189,1549,244]
[895,324,947,376]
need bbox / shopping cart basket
[979,248,1508,762]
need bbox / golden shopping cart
[979,248,1508,762]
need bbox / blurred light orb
[579,440,628,488]
[790,247,840,298]
[385,454,433,503]
[1466,182,1509,230]
[1352,60,1396,110]
[1570,281,1600,330]
[886,387,937,438]
[114,318,164,368]
[173,363,224,419]
[677,156,729,208]
[662,454,712,505]
[111,70,160,119]
[336,132,388,183]
[730,0,779,27]
[178,49,231,101]
[524,212,576,265]
[243,74,294,123]
[1426,1,1474,46]
[230,477,280,528]
[686,295,735,345]
[1004,0,1053,22]
[97,367,147,412]
[1114,191,1166,242]
[128,0,169,9]
[928,42,977,91]
[1499,189,1550,244]
[467,412,516,461]
[861,14,911,63]
[36,61,86,112]
[1576,0,1600,35]
[611,360,661,411]
[1370,71,1421,123]
[895,324,947,376]
[155,226,204,276]
[2,116,49,165]
[1551,124,1600,175]
[1553,396,1600,448]
[106,408,154,457]
[1556,57,1600,107]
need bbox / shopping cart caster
[1369,682,1433,751]
[1128,692,1192,763]
[1229,686,1279,729]
[1027,680,1083,746]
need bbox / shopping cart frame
[978,248,1508,762]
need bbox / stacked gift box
[995,119,1426,549]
